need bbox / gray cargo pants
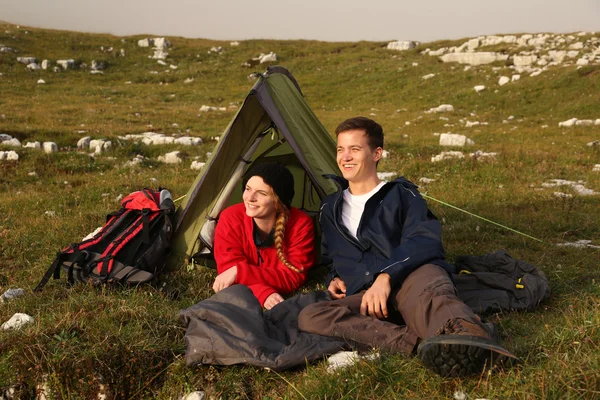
[297,264,481,355]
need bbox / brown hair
[272,192,303,273]
[335,116,384,151]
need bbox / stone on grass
[513,55,537,66]
[587,140,600,147]
[511,74,521,82]
[259,52,277,63]
[431,151,464,162]
[0,288,25,303]
[89,139,111,154]
[439,133,474,147]
[542,179,598,196]
[553,192,573,198]
[37,79,45,84]
[474,85,485,92]
[26,63,40,70]
[465,121,480,128]
[42,142,58,154]
[593,164,600,172]
[23,141,41,149]
[17,56,36,64]
[470,150,498,160]
[381,150,390,159]
[577,58,590,66]
[419,177,435,184]
[575,119,594,126]
[386,41,416,51]
[377,172,397,181]
[498,76,510,86]
[56,59,75,70]
[2,137,21,147]
[558,118,578,127]
[181,391,205,400]
[230,41,240,46]
[158,151,182,164]
[77,136,91,149]
[440,52,508,66]
[326,351,379,373]
[174,136,202,146]
[190,161,206,170]
[556,240,600,249]
[422,73,435,80]
[184,77,194,84]
[1,313,34,330]
[426,104,454,113]
[0,151,19,161]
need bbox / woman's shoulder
[288,207,314,226]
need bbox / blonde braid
[272,196,304,273]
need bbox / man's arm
[376,184,447,285]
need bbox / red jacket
[213,203,315,306]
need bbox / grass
[1,22,600,399]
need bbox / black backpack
[34,188,175,291]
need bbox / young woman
[212,162,315,309]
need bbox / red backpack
[35,188,175,291]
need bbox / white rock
[1,313,34,330]
[575,119,594,126]
[470,150,498,159]
[567,50,580,58]
[426,104,454,113]
[3,138,21,147]
[17,56,36,64]
[422,73,435,80]
[511,74,521,82]
[556,240,600,249]
[474,85,485,92]
[542,179,598,196]
[184,77,194,84]
[56,59,75,70]
[27,63,40,70]
[230,41,240,47]
[0,288,25,303]
[592,164,600,172]
[381,150,390,159]
[428,48,447,56]
[152,37,171,50]
[439,133,474,147]
[42,142,58,154]
[259,52,277,63]
[77,136,91,149]
[0,150,19,161]
[440,52,509,66]
[169,64,178,70]
[431,151,464,162]
[465,121,480,128]
[569,42,584,50]
[386,41,416,51]
[588,140,600,147]
[138,38,152,47]
[190,161,206,170]
[576,58,590,66]
[498,76,510,86]
[23,141,41,149]
[548,50,567,63]
[158,151,182,164]
[181,391,206,400]
[419,177,435,184]
[37,79,45,84]
[513,55,538,66]
[377,172,396,181]
[558,118,578,127]
[467,38,480,51]
[326,351,379,373]
[152,49,169,60]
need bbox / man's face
[336,129,382,184]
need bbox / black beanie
[242,162,295,209]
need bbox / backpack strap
[34,251,65,292]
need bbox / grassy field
[1,22,599,399]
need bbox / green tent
[172,66,341,262]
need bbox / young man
[298,116,516,377]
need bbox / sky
[1,0,599,43]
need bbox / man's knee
[298,302,324,334]
[298,301,340,335]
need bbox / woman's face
[242,176,278,220]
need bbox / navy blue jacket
[320,175,453,296]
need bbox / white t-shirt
[341,181,386,240]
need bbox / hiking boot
[417,318,518,378]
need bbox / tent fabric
[172,66,340,260]
[179,251,550,371]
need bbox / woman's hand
[213,266,238,293]
[263,292,284,310]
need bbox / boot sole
[418,335,519,378]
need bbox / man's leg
[391,263,517,377]
[298,292,418,355]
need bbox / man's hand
[360,273,391,319]
[213,266,238,293]
[328,277,347,299]
[263,292,284,310]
